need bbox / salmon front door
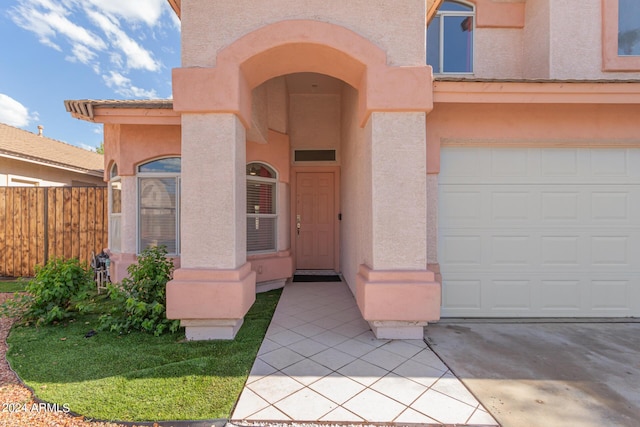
[295,172,335,270]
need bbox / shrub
[99,246,180,336]
[0,258,93,325]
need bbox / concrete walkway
[231,281,496,425]
[426,322,640,427]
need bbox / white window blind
[109,179,121,252]
[246,166,277,253]
[139,177,179,254]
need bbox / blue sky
[0,0,180,151]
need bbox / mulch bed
[0,293,131,427]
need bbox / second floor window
[427,1,474,74]
[619,0,640,56]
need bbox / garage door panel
[443,274,640,317]
[490,280,532,311]
[440,235,483,265]
[441,148,640,185]
[539,280,583,312]
[491,236,531,266]
[439,147,640,317]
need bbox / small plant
[99,245,180,336]
[0,258,93,325]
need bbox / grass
[6,289,281,422]
[0,279,28,293]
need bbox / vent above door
[294,150,337,162]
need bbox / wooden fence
[0,187,108,278]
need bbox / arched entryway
[167,19,440,340]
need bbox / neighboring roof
[64,99,177,124]
[0,122,104,176]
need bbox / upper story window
[603,0,640,71]
[246,163,277,254]
[618,0,640,56]
[427,1,475,74]
[137,158,181,255]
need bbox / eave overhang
[433,79,640,105]
[167,0,180,19]
[64,100,180,125]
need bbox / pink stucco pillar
[166,113,256,340]
[356,112,440,339]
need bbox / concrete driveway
[425,321,640,427]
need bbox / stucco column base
[166,263,256,340]
[106,252,137,284]
[181,319,244,341]
[370,321,429,340]
[356,264,441,339]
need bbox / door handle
[296,215,301,236]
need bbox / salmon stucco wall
[181,0,426,68]
[290,94,342,152]
[105,124,181,177]
[340,84,373,294]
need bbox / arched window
[109,163,121,252]
[137,158,181,254]
[427,1,475,74]
[246,163,277,253]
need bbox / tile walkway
[231,281,498,425]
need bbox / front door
[295,172,335,270]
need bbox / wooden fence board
[5,190,14,277]
[0,188,5,275]
[0,186,108,277]
[79,188,88,263]
[36,189,45,274]
[54,188,64,259]
[62,188,72,260]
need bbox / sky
[0,0,180,151]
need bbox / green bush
[0,258,93,325]
[99,246,180,336]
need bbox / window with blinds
[109,177,122,252]
[246,163,277,253]
[137,158,181,255]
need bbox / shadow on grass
[5,289,282,421]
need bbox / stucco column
[167,113,256,340]
[356,112,440,339]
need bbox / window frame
[602,0,640,71]
[108,163,122,253]
[428,0,475,75]
[246,162,278,255]
[136,157,181,256]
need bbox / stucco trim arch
[173,19,432,127]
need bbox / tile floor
[231,281,498,425]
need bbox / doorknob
[296,215,301,235]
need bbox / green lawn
[0,280,28,293]
[6,289,281,422]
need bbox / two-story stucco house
[66,0,640,340]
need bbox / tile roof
[0,122,104,176]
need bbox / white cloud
[10,0,175,101]
[11,2,106,51]
[66,43,98,65]
[85,9,160,72]
[103,71,158,99]
[84,0,166,27]
[0,94,34,128]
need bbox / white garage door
[438,147,640,317]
